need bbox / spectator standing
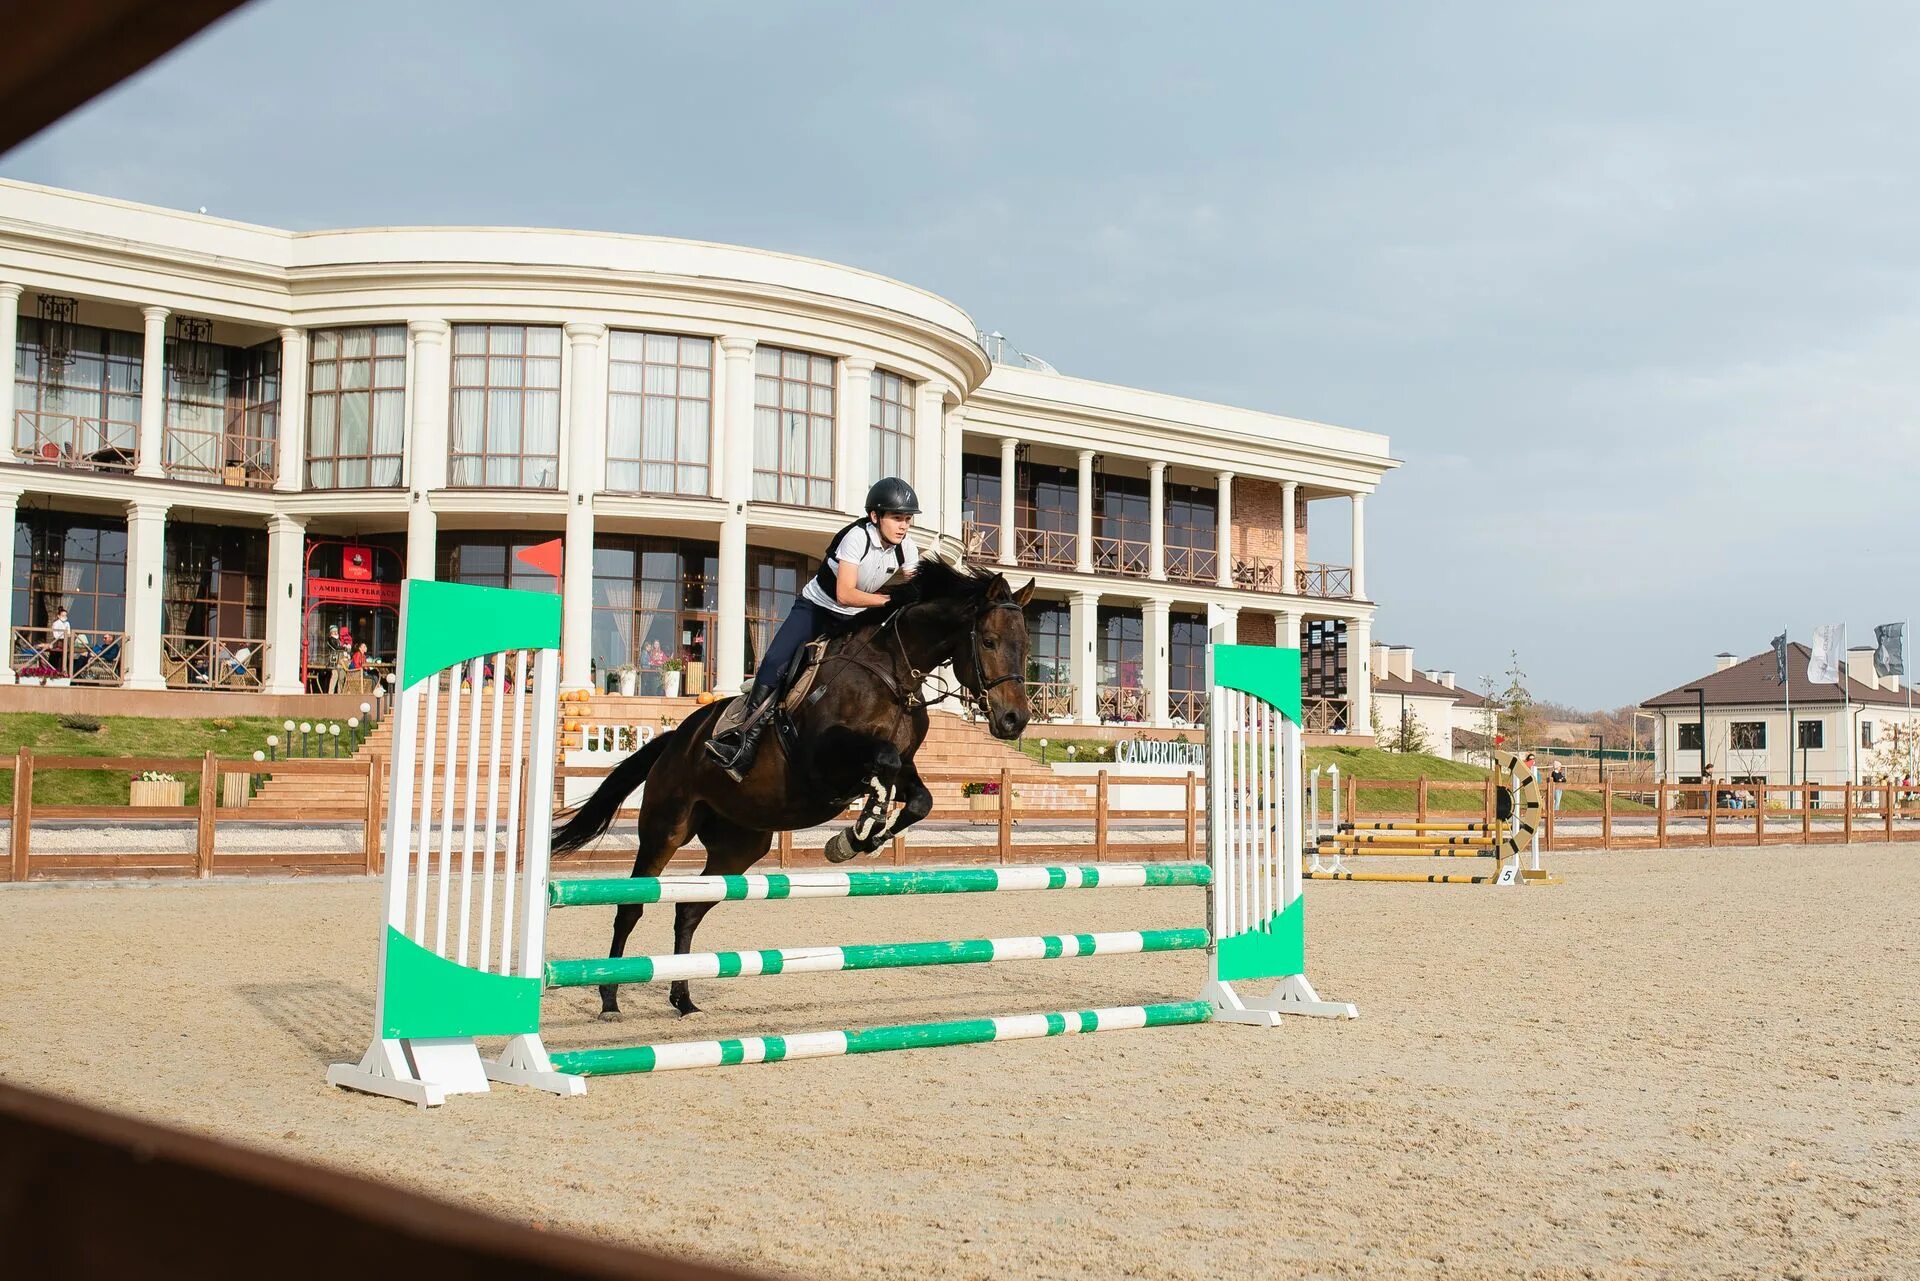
[1550,760,1567,812]
[50,606,72,673]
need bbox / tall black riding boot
[705,687,776,782]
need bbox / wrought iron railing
[1015,526,1079,570]
[13,411,137,473]
[1091,534,1149,578]
[1097,684,1147,723]
[10,626,127,685]
[1164,545,1217,584]
[163,635,268,690]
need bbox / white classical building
[1,179,1396,727]
[1366,642,1493,757]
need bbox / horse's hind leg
[669,814,774,1017]
[599,800,697,1021]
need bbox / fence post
[196,750,218,878]
[1416,776,1429,823]
[9,749,31,882]
[1655,781,1669,847]
[1601,782,1613,849]
[1482,775,1495,834]
[1886,783,1896,842]
[1843,784,1854,844]
[1543,780,1556,849]
[1347,774,1359,829]
[1183,771,1197,860]
[1705,783,1717,847]
[891,834,904,865]
[1755,783,1766,845]
[778,828,793,867]
[1802,783,1812,843]
[997,767,1013,863]
[1095,769,1110,860]
[364,755,383,875]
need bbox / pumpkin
[696,691,716,705]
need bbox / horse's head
[900,558,1034,740]
[954,572,1034,741]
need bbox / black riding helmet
[864,476,921,516]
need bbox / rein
[822,595,1022,715]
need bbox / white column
[122,499,168,689]
[1346,614,1372,737]
[1148,460,1167,581]
[264,513,307,694]
[136,306,168,479]
[1214,470,1234,589]
[997,436,1018,567]
[942,399,965,556]
[273,327,307,493]
[0,484,19,684]
[1281,480,1298,596]
[562,323,606,692]
[0,285,21,449]
[1351,492,1367,600]
[1076,449,1095,573]
[1277,609,1300,650]
[838,359,874,515]
[914,381,948,536]
[715,336,755,695]
[404,321,450,579]
[1144,597,1171,727]
[1070,591,1099,725]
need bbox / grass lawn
[0,713,286,806]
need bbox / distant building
[1639,646,1918,786]
[1367,642,1492,758]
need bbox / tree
[1498,650,1539,750]
[1370,696,1433,754]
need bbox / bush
[56,713,103,733]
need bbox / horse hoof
[673,1005,702,1018]
[824,832,858,863]
[597,1010,623,1023]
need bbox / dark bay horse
[551,558,1033,1019]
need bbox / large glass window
[1169,610,1208,722]
[960,452,1001,558]
[1015,462,1079,569]
[1164,482,1217,582]
[591,536,718,692]
[753,346,834,507]
[746,547,815,678]
[1097,604,1144,722]
[308,326,407,489]
[1024,599,1072,721]
[163,522,266,641]
[12,317,141,471]
[163,338,280,486]
[606,332,712,495]
[437,535,562,593]
[12,511,127,633]
[869,369,914,489]
[450,324,562,488]
[1095,472,1150,576]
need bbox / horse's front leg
[824,758,931,863]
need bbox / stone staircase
[248,692,1081,818]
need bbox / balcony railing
[1302,696,1352,733]
[11,627,127,686]
[1025,680,1077,721]
[1091,534,1149,578]
[1164,545,1217,584]
[1097,684,1146,724]
[164,636,268,690]
[1168,689,1207,725]
[1015,526,1079,571]
[163,425,277,489]
[1228,556,1355,599]
[960,521,1000,562]
[13,412,137,474]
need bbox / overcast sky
[8,1,1918,708]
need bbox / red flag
[515,538,563,580]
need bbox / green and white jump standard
[329,601,1354,1106]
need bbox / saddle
[709,637,830,740]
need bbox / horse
[551,558,1034,1019]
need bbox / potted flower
[130,770,185,807]
[662,654,685,699]
[961,779,1005,823]
[615,664,638,697]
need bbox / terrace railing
[163,635,268,690]
[1164,545,1217,584]
[1014,526,1079,571]
[13,411,137,473]
[1091,533,1149,578]
[10,627,127,686]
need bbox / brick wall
[1230,479,1308,565]
[1236,612,1275,646]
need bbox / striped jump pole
[1315,847,1497,859]
[1305,870,1500,885]
[547,862,1209,907]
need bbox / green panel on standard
[1210,645,1302,725]
[379,926,541,1039]
[399,579,562,689]
[1214,896,1307,983]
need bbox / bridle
[826,595,1024,716]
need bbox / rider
[705,476,921,781]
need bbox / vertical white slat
[516,648,561,980]
[1249,698,1264,928]
[1284,717,1303,908]
[1226,688,1244,938]
[435,667,463,957]
[479,651,505,974]
[1258,697,1272,929]
[1207,680,1226,949]
[456,656,484,966]
[412,672,441,941]
[500,648,529,976]
[382,682,422,935]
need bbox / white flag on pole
[1807,623,1844,684]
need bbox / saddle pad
[710,638,829,736]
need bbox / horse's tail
[551,730,672,854]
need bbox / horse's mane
[861,556,1000,628]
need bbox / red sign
[341,544,373,581]
[307,577,401,607]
